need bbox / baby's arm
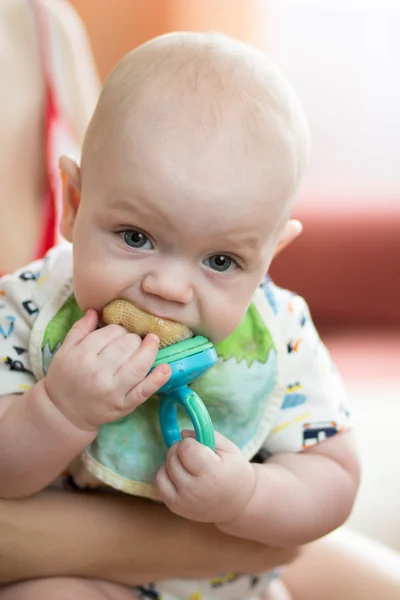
[0,384,95,499]
[217,430,360,546]
[0,311,170,499]
[156,429,359,547]
[157,284,360,546]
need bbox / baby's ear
[273,220,303,259]
[59,156,81,242]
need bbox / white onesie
[0,244,353,599]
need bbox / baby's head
[60,32,309,343]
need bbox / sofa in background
[271,195,400,550]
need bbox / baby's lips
[102,299,193,348]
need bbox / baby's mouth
[102,299,193,348]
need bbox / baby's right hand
[45,309,171,432]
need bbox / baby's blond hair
[82,32,309,218]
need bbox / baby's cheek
[199,277,255,342]
[73,264,115,312]
[209,303,248,343]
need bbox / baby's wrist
[215,465,270,542]
[215,464,256,527]
[37,379,98,446]
[43,377,99,435]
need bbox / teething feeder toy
[103,300,217,451]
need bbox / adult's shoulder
[32,0,101,143]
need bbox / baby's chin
[201,324,238,345]
[180,313,243,345]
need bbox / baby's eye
[203,254,237,273]
[121,230,153,250]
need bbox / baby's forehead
[96,139,286,253]
[82,32,309,227]
[90,32,305,146]
[97,50,262,134]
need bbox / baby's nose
[142,265,194,304]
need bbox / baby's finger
[181,429,236,456]
[117,334,162,388]
[213,431,241,455]
[79,323,127,354]
[62,309,98,348]
[99,332,142,374]
[181,429,196,439]
[124,363,171,411]
[165,444,193,487]
[155,465,178,502]
[177,436,217,476]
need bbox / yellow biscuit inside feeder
[102,299,193,348]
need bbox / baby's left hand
[155,431,256,523]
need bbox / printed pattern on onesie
[258,276,352,458]
[0,253,353,494]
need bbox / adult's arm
[0,490,298,585]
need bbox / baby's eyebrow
[106,198,138,214]
[217,233,261,251]
[105,195,166,222]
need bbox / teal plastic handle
[159,385,216,451]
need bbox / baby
[0,32,359,600]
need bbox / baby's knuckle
[117,334,141,356]
[131,384,151,407]
[130,362,148,382]
[178,438,196,459]
[127,333,142,347]
[106,324,127,336]
[90,369,111,394]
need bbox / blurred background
[69,0,399,550]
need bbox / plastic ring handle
[159,386,215,451]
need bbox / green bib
[29,283,285,499]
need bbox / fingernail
[181,429,195,438]
[147,333,160,344]
[160,364,171,376]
